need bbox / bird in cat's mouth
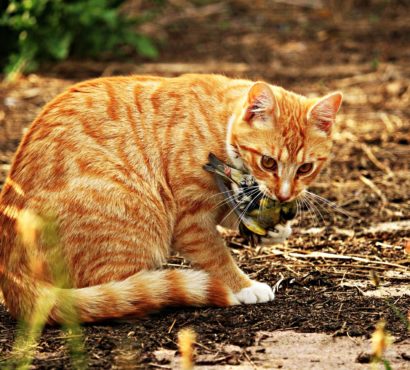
[203,153,297,244]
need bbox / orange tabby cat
[0,74,342,323]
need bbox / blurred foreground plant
[369,271,409,370]
[371,320,393,370]
[0,0,158,80]
[2,210,87,369]
[178,327,197,370]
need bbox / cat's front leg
[173,216,275,304]
[260,222,292,245]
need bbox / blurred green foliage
[0,0,158,78]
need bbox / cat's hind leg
[173,210,274,305]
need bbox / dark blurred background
[1,0,409,83]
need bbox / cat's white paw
[235,281,275,304]
[260,223,292,245]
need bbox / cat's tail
[1,268,238,324]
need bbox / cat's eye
[297,163,314,175]
[261,155,277,171]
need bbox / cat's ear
[243,82,278,125]
[307,92,343,134]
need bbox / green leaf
[382,358,393,370]
[45,32,72,60]
[132,35,158,59]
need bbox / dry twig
[359,175,388,204]
[361,144,394,177]
[253,249,407,270]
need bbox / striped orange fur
[0,74,342,323]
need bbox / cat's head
[228,82,342,202]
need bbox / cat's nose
[277,193,291,202]
[277,180,291,202]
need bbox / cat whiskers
[208,188,241,200]
[233,187,264,230]
[296,190,353,226]
[303,194,326,223]
[209,191,240,212]
[211,186,260,212]
[299,195,320,225]
[233,194,258,230]
[304,190,353,218]
[219,187,260,227]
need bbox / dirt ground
[0,1,409,368]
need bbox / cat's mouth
[257,181,299,203]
